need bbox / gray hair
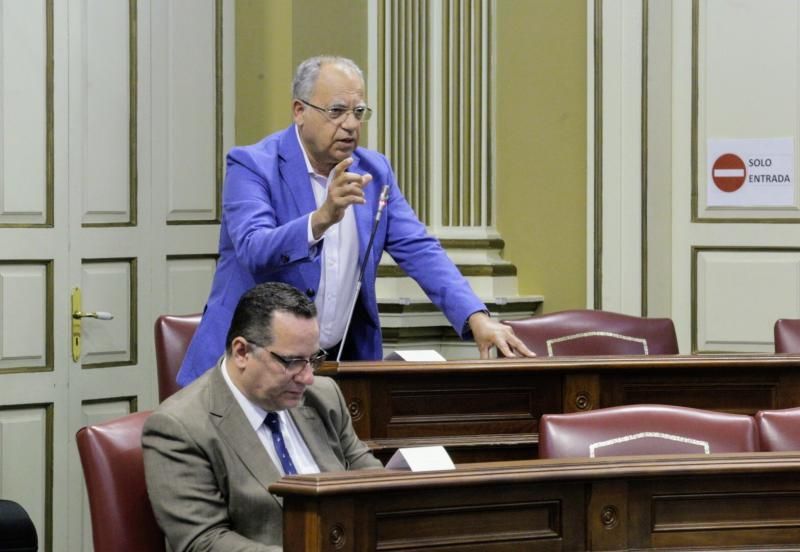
[292,56,364,101]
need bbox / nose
[340,111,360,131]
[294,364,315,385]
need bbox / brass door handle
[71,288,114,361]
[72,311,114,320]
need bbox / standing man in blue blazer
[177,55,534,387]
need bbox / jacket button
[306,288,316,298]
[280,254,289,263]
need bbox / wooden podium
[272,452,800,551]
[322,354,800,462]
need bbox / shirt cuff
[307,214,323,247]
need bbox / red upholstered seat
[755,406,800,452]
[502,309,678,356]
[774,319,800,353]
[154,313,201,402]
[538,404,757,459]
[76,411,165,552]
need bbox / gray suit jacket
[142,363,381,552]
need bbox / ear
[230,337,250,367]
[292,99,305,126]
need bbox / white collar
[295,125,325,178]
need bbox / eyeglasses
[300,99,373,122]
[269,349,327,375]
[246,340,327,375]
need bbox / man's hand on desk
[468,311,536,359]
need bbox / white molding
[594,0,644,314]
[586,0,596,308]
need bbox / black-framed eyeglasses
[300,99,373,122]
[269,349,327,374]
[246,340,327,375]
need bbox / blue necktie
[264,412,297,475]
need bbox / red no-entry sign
[712,153,747,192]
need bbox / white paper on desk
[385,446,455,472]
[384,350,446,361]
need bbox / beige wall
[235,0,588,313]
[235,0,293,144]
[495,0,587,313]
[235,0,369,145]
[291,0,368,69]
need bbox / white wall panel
[644,0,674,318]
[0,0,47,224]
[81,260,133,365]
[0,263,47,370]
[702,1,797,136]
[696,249,800,352]
[81,0,131,224]
[0,405,50,547]
[697,0,800,218]
[597,0,643,313]
[166,257,215,314]
[165,0,217,222]
[80,398,133,426]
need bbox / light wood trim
[323,353,800,376]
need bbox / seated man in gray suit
[142,282,381,551]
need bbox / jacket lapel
[207,364,284,507]
[348,153,375,273]
[289,406,346,471]
[278,125,317,216]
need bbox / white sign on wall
[707,138,795,208]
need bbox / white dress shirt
[221,359,320,475]
[296,126,360,349]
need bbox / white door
[593,0,800,354]
[0,1,231,550]
[667,0,800,353]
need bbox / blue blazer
[177,125,485,386]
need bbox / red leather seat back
[154,313,201,402]
[76,411,164,552]
[539,404,757,459]
[503,310,679,356]
[755,407,800,452]
[774,319,800,353]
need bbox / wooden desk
[321,354,800,462]
[272,453,800,551]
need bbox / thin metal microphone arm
[357,184,390,283]
[337,184,390,362]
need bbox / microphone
[337,184,390,362]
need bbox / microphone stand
[337,184,390,362]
